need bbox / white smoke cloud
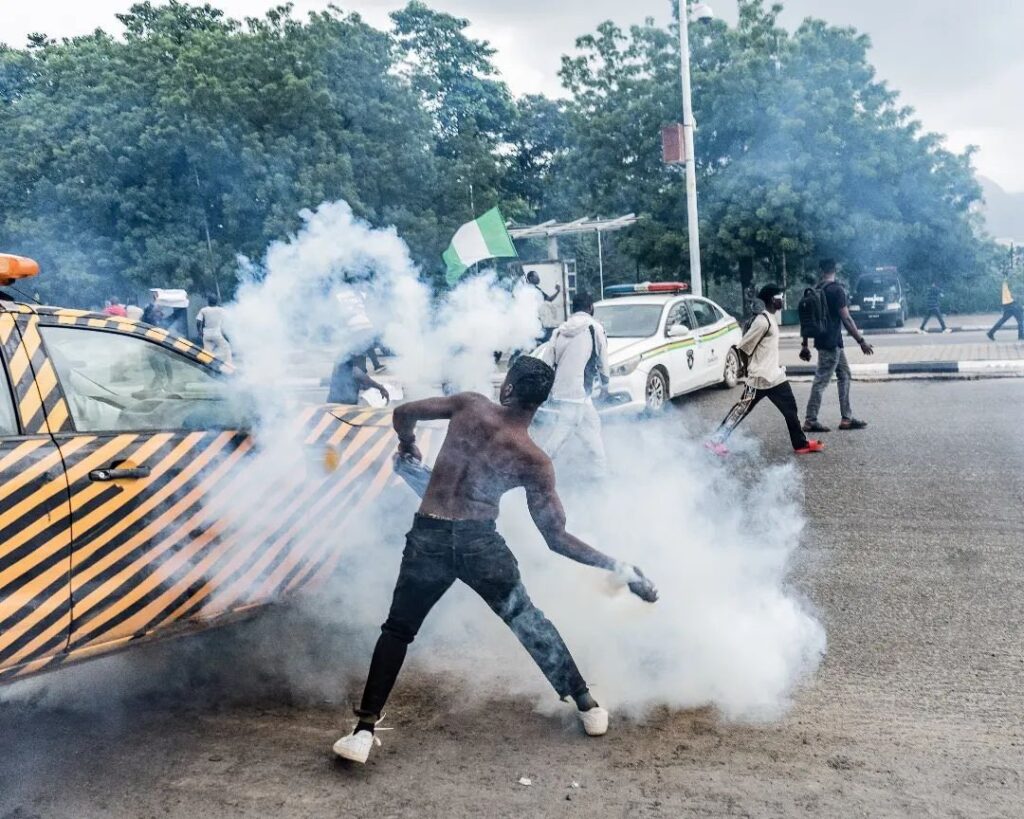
[1,200,824,726]
[220,199,825,722]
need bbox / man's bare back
[402,392,542,520]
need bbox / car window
[41,326,251,433]
[0,362,16,436]
[689,300,720,328]
[665,303,692,332]
[593,304,665,338]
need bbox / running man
[333,357,657,764]
[708,285,824,456]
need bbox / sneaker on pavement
[986,331,996,341]
[839,418,868,430]
[579,706,609,737]
[794,440,825,455]
[333,729,380,764]
[942,328,953,334]
[704,440,729,457]
[802,420,830,433]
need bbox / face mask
[772,295,785,309]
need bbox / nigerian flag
[442,207,518,285]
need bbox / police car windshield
[856,276,897,294]
[594,304,664,338]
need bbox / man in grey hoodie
[536,292,610,477]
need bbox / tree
[550,0,996,307]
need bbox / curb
[786,360,1024,378]
[778,326,993,340]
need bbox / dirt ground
[1,380,1022,818]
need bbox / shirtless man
[333,356,657,764]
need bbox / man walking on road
[801,259,874,432]
[920,282,948,333]
[536,292,610,478]
[986,277,1024,341]
[708,285,824,456]
[332,357,657,764]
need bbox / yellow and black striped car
[0,276,425,684]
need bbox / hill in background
[980,177,1024,243]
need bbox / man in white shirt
[196,294,233,365]
[525,270,563,343]
[536,292,610,477]
[707,285,823,456]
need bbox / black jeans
[989,304,1024,339]
[355,516,588,720]
[920,308,946,331]
[713,381,808,450]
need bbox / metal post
[597,230,605,299]
[678,3,703,297]
[547,235,560,261]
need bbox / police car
[595,283,742,413]
[0,255,419,685]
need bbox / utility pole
[678,3,704,297]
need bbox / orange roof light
[0,254,40,282]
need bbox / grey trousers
[806,347,852,422]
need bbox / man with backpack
[535,291,610,477]
[799,259,874,432]
[707,285,824,456]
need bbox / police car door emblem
[687,349,695,370]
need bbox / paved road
[1,380,1022,817]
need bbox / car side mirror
[667,324,691,339]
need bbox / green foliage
[0,0,1001,313]
[552,0,997,307]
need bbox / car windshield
[857,276,898,294]
[593,304,664,338]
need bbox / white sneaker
[333,729,380,763]
[578,706,609,737]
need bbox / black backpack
[798,285,829,340]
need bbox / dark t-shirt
[816,281,848,351]
[328,354,367,404]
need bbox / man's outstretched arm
[392,394,467,460]
[525,458,658,602]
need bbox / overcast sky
[4,0,1023,190]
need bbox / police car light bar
[0,254,40,281]
[604,282,689,297]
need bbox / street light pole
[678,3,705,297]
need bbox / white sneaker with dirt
[333,729,381,764]
[578,706,609,737]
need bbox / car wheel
[721,348,740,389]
[895,311,905,328]
[645,368,669,413]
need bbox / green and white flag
[442,207,518,285]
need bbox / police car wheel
[721,348,740,389]
[645,369,668,413]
